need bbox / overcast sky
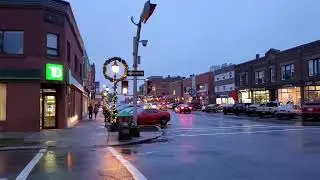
[68,0,320,90]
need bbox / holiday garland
[103,57,128,83]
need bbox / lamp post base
[130,126,140,137]
[118,126,132,141]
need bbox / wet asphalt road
[2,111,320,180]
[116,111,320,180]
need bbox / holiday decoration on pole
[103,57,128,126]
[103,57,128,83]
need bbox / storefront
[216,94,235,105]
[238,89,252,103]
[304,85,320,103]
[197,90,209,105]
[277,86,301,105]
[252,89,270,104]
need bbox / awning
[67,70,84,92]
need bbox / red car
[175,104,192,113]
[117,107,170,128]
[302,102,320,121]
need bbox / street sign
[188,88,196,96]
[127,70,144,76]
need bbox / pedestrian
[88,104,93,119]
[94,104,99,119]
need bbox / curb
[108,131,164,147]
[0,146,46,151]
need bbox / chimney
[256,54,260,59]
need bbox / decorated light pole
[103,57,128,131]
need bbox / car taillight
[181,107,184,109]
[189,107,192,110]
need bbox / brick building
[235,40,320,105]
[146,76,184,98]
[87,63,96,99]
[195,72,214,105]
[168,80,184,102]
[0,0,89,131]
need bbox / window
[270,68,275,83]
[74,55,78,72]
[229,72,232,78]
[255,71,265,84]
[80,63,82,78]
[309,59,320,77]
[0,31,24,54]
[0,84,6,121]
[67,41,71,64]
[223,76,225,80]
[173,90,176,95]
[240,72,248,86]
[223,85,226,91]
[281,64,294,80]
[217,77,219,81]
[230,86,233,91]
[47,33,59,56]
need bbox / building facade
[235,40,320,105]
[214,65,236,105]
[146,76,184,98]
[195,72,214,105]
[0,0,88,132]
[168,80,183,102]
[87,63,96,99]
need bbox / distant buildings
[213,64,236,105]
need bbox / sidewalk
[0,112,163,150]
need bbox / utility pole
[130,0,157,137]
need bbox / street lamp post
[111,61,120,124]
[131,0,157,137]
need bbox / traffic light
[121,80,128,95]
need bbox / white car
[276,104,301,119]
[256,101,281,117]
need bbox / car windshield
[266,102,278,107]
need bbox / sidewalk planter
[130,127,140,137]
[118,126,132,141]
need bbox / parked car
[223,104,236,114]
[302,102,320,121]
[256,101,280,117]
[202,104,220,113]
[117,107,170,128]
[175,104,192,113]
[247,104,265,116]
[276,104,301,119]
[172,103,183,109]
[143,103,157,109]
[234,103,250,115]
[167,103,174,109]
[158,103,168,111]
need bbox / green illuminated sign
[46,63,63,81]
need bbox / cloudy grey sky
[69,0,319,88]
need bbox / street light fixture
[106,87,110,92]
[111,61,120,74]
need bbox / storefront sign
[46,63,63,81]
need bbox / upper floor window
[74,55,78,72]
[240,72,248,86]
[67,41,71,64]
[0,31,24,55]
[270,68,276,83]
[308,59,320,77]
[229,72,232,78]
[281,64,294,80]
[80,63,83,78]
[255,71,265,84]
[47,33,59,56]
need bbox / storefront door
[40,89,57,129]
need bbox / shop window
[0,84,6,121]
[255,71,265,84]
[253,90,269,104]
[173,90,176,95]
[278,87,301,105]
[0,31,24,55]
[304,86,320,103]
[281,64,294,80]
[308,59,320,77]
[47,33,59,56]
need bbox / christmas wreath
[103,57,128,83]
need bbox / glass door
[43,95,57,128]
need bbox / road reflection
[178,113,194,128]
